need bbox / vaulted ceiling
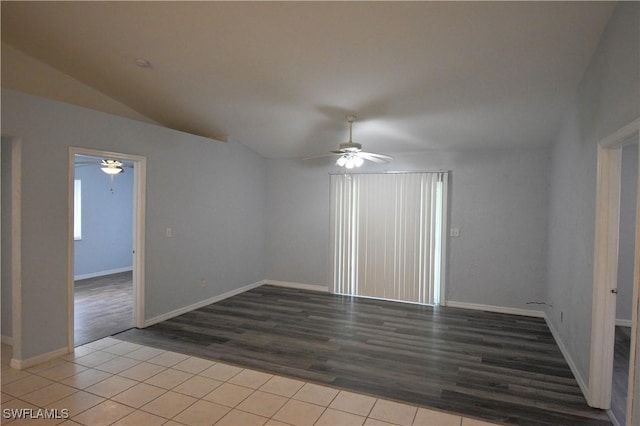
[1,1,615,158]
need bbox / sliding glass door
[330,172,447,305]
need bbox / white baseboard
[10,346,69,370]
[75,266,133,281]
[445,301,545,318]
[544,313,589,401]
[264,280,329,292]
[615,319,632,327]
[443,302,590,403]
[143,280,266,328]
[1,335,13,346]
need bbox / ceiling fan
[75,158,133,193]
[306,115,393,169]
[75,159,132,175]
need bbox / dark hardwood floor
[74,271,133,346]
[611,326,631,425]
[114,285,611,426]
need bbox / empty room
[1,2,639,426]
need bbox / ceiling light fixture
[100,159,125,194]
[302,115,392,167]
[337,153,364,169]
[100,159,124,175]
[334,115,392,168]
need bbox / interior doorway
[611,142,638,425]
[589,118,640,425]
[73,154,134,345]
[1,136,22,365]
[1,138,13,345]
[68,147,146,349]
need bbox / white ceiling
[1,2,615,159]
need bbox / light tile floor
[1,338,499,426]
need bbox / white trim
[264,280,329,292]
[10,346,68,370]
[616,319,633,328]
[5,137,23,364]
[143,281,266,328]
[1,335,13,346]
[132,156,147,330]
[590,144,622,409]
[590,117,640,410]
[597,118,640,149]
[439,173,449,305]
[445,301,545,318]
[545,313,590,401]
[629,133,640,424]
[74,266,133,281]
[73,179,82,240]
[68,147,147,351]
[444,300,589,403]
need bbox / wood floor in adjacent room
[114,285,611,426]
[75,271,134,346]
[611,326,631,425]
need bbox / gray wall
[546,1,639,383]
[2,1,637,371]
[617,143,638,322]
[1,138,12,339]
[74,157,134,278]
[1,89,267,359]
[266,147,550,311]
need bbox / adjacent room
[1,2,639,425]
[73,154,135,346]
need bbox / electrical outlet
[200,279,206,288]
[450,228,460,237]
[166,227,173,238]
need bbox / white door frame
[1,136,22,365]
[589,118,640,420]
[67,146,146,350]
[630,139,640,425]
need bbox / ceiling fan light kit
[75,157,131,194]
[100,159,125,175]
[333,115,392,169]
[301,114,393,168]
[336,154,364,169]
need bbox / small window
[74,179,82,240]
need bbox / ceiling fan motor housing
[339,142,362,152]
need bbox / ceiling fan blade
[318,115,394,166]
[361,151,393,160]
[356,153,386,164]
[302,153,342,161]
[75,163,133,168]
[358,152,392,163]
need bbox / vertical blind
[330,172,447,305]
